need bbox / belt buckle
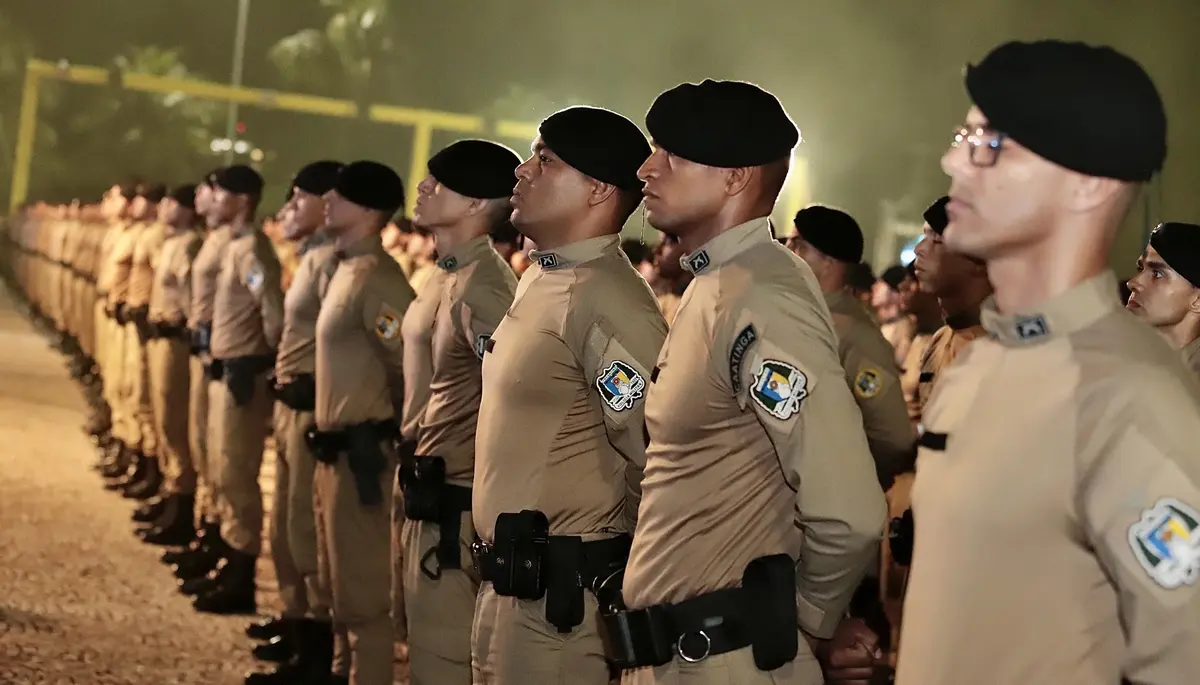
[676,630,711,663]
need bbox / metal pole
[223,0,251,165]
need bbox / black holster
[205,358,224,381]
[399,456,472,580]
[304,420,397,507]
[131,306,152,344]
[220,354,274,407]
[600,553,798,671]
[112,301,128,325]
[888,508,914,567]
[271,373,316,412]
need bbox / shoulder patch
[375,310,401,341]
[474,333,490,360]
[245,261,265,292]
[750,359,808,420]
[1128,497,1200,590]
[595,360,646,412]
[729,324,758,392]
[853,367,883,399]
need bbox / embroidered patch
[853,368,883,399]
[1014,315,1049,341]
[728,324,758,392]
[749,359,808,420]
[438,256,459,271]
[595,360,646,412]
[1128,497,1200,590]
[474,334,490,360]
[535,252,559,269]
[374,311,401,341]
[682,250,711,274]
[245,262,265,292]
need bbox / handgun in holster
[344,423,388,507]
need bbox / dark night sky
[3,0,1199,264]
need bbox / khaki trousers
[471,582,608,685]
[102,313,128,444]
[402,511,478,685]
[208,369,271,554]
[314,447,396,685]
[149,337,194,494]
[619,644,823,685]
[189,357,214,523]
[123,322,154,456]
[270,403,326,619]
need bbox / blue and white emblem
[595,360,646,412]
[1128,497,1200,589]
[245,262,265,293]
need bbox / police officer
[897,40,1200,685]
[909,196,992,419]
[788,205,915,485]
[313,160,413,685]
[245,160,344,685]
[400,139,520,684]
[472,106,665,685]
[614,80,886,685]
[93,186,132,477]
[190,164,282,615]
[1127,222,1200,380]
[137,185,204,546]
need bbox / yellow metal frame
[10,58,811,225]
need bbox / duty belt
[399,457,473,581]
[270,373,316,412]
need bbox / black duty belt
[150,321,189,342]
[270,373,316,412]
[400,456,473,581]
[306,419,398,507]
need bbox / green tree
[268,0,393,99]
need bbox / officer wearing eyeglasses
[896,40,1200,685]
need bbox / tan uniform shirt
[416,235,517,483]
[622,218,885,639]
[1183,336,1200,382]
[188,225,235,329]
[398,267,450,442]
[314,234,415,430]
[275,234,339,383]
[912,320,986,423]
[106,223,142,309]
[95,221,124,298]
[827,289,915,480]
[128,223,166,309]
[897,272,1200,685]
[148,229,202,325]
[656,291,682,327]
[474,234,667,542]
[209,228,284,360]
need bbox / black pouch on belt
[402,456,446,521]
[226,362,256,407]
[274,373,316,412]
[544,536,585,633]
[304,427,342,465]
[743,553,799,671]
[490,510,549,600]
[206,358,225,381]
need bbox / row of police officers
[3,36,1199,685]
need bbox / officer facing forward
[1127,222,1200,380]
[313,161,414,685]
[400,139,520,684]
[897,41,1200,685]
[614,80,886,685]
[472,107,667,685]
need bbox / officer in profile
[613,79,886,685]
[1126,222,1200,380]
[897,40,1200,685]
[313,160,414,685]
[472,106,666,685]
[400,139,520,683]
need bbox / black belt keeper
[271,373,316,412]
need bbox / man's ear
[724,166,753,197]
[588,178,618,208]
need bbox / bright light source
[233,140,250,155]
[209,139,222,153]
[249,148,265,163]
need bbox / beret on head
[538,106,650,191]
[335,161,405,212]
[292,160,344,197]
[170,184,197,210]
[923,196,951,235]
[428,140,521,200]
[137,183,168,204]
[215,165,265,196]
[1150,222,1200,288]
[646,79,800,168]
[881,264,909,291]
[119,183,139,201]
[965,40,1166,182]
[792,205,864,263]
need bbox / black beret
[923,196,950,235]
[428,140,521,199]
[881,265,909,291]
[538,106,650,191]
[214,165,265,195]
[1150,222,1200,288]
[793,205,864,263]
[335,160,405,212]
[847,261,876,292]
[169,184,197,211]
[646,79,800,168]
[965,40,1166,182]
[119,183,139,201]
[292,160,344,197]
[137,183,168,204]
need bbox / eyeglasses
[951,125,1007,168]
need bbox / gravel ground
[0,285,262,685]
